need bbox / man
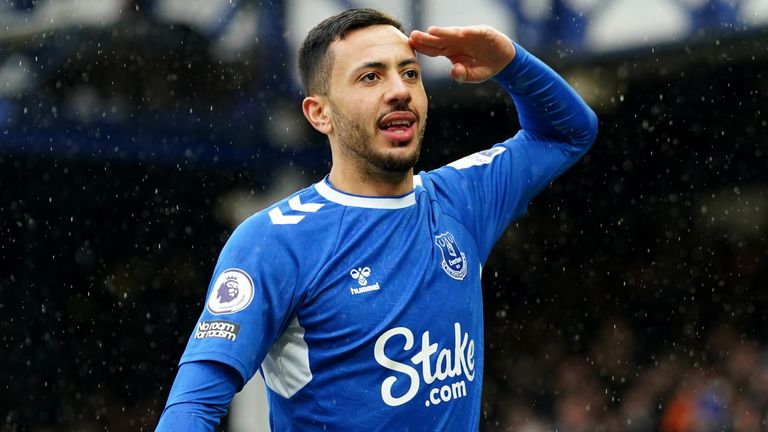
[157,7,597,431]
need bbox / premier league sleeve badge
[207,268,255,314]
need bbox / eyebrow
[352,58,420,75]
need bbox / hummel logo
[268,196,324,225]
[350,267,371,286]
[349,266,380,295]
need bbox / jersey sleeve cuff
[180,351,252,389]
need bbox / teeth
[384,120,411,128]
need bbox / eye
[403,69,419,80]
[360,72,379,82]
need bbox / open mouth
[378,111,417,143]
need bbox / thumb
[450,63,468,83]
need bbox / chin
[380,149,421,173]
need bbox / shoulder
[419,144,512,191]
[226,183,340,253]
[425,144,512,181]
[212,183,342,299]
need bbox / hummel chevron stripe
[288,196,323,213]
[268,196,324,225]
[268,208,305,225]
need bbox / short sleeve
[179,214,302,385]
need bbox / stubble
[329,99,426,181]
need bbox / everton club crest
[435,232,467,280]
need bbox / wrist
[491,42,529,88]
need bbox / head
[298,8,428,183]
[298,8,405,97]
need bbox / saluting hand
[409,25,517,84]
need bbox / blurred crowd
[484,320,768,431]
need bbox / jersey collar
[314,175,423,209]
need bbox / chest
[298,206,483,344]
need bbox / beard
[329,99,426,180]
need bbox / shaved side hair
[298,8,404,96]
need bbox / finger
[409,31,449,57]
[409,30,445,49]
[409,43,445,58]
[426,26,463,38]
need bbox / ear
[302,96,332,135]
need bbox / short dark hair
[298,8,404,96]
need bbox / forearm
[156,361,241,432]
[492,43,598,150]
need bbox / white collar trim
[314,175,422,209]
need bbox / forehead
[330,25,415,71]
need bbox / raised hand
[409,25,517,84]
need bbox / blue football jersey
[173,43,597,431]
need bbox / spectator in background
[492,322,768,431]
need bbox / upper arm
[427,130,589,261]
[179,215,303,384]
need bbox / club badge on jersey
[435,232,467,280]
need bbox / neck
[328,165,414,196]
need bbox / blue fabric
[157,43,597,431]
[156,361,240,431]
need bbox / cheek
[415,87,428,112]
[346,102,377,126]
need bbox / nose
[384,74,411,106]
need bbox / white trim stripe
[262,317,313,398]
[288,196,324,213]
[313,177,421,209]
